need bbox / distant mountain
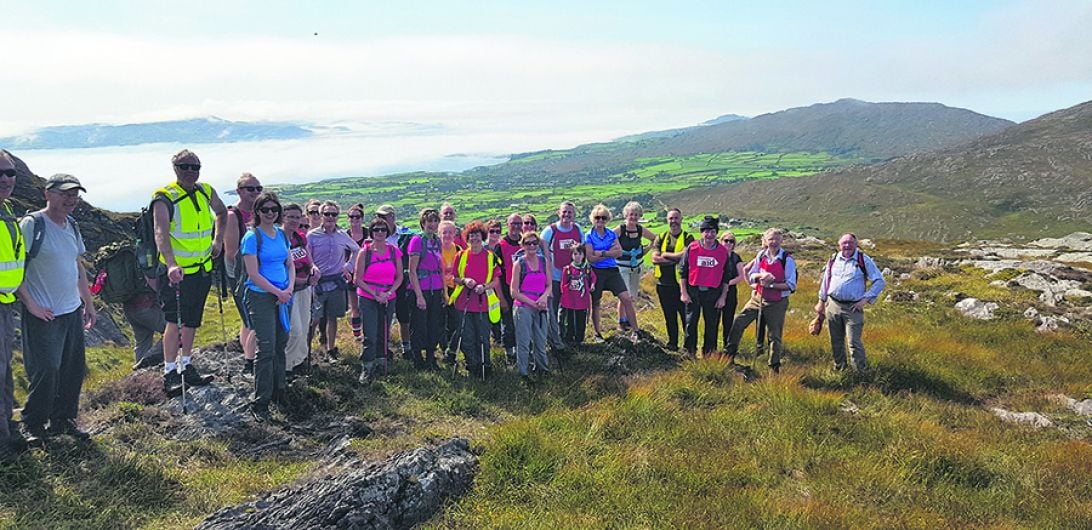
[669,99,1092,241]
[496,99,1012,179]
[0,117,313,149]
[614,114,749,142]
[649,99,1014,161]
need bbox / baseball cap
[45,173,87,193]
[376,204,396,216]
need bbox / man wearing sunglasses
[224,173,264,376]
[0,151,27,454]
[306,201,360,361]
[152,150,228,395]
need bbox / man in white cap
[17,173,97,444]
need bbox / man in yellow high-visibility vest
[0,150,27,456]
[152,149,228,395]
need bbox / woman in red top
[451,221,500,379]
[283,203,321,375]
[346,203,368,342]
[354,218,403,383]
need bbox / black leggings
[656,283,685,349]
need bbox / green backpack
[93,241,153,304]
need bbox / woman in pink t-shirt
[354,218,403,383]
[511,231,551,381]
[451,221,500,379]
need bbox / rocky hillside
[7,153,132,252]
[669,99,1092,241]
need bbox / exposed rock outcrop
[197,438,477,530]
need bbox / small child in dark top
[559,245,596,345]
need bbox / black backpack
[93,241,152,303]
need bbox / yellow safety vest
[654,230,689,280]
[0,202,26,303]
[449,248,501,324]
[155,182,215,273]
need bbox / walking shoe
[242,358,255,377]
[182,364,215,386]
[23,423,49,447]
[0,434,28,457]
[47,419,91,441]
[132,353,164,371]
[250,405,272,423]
[593,333,605,344]
[326,347,340,363]
[401,342,412,359]
[358,368,374,385]
[163,370,183,395]
[505,346,516,365]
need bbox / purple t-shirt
[407,234,444,291]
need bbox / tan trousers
[826,300,867,370]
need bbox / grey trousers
[827,300,867,370]
[123,304,165,362]
[514,305,549,376]
[21,307,85,428]
[0,304,16,437]
[460,311,492,376]
[726,295,789,367]
[359,296,393,373]
[244,291,287,408]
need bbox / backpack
[394,229,420,295]
[92,241,152,303]
[24,211,82,264]
[133,185,211,273]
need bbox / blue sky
[2,1,1090,132]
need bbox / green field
[272,151,855,229]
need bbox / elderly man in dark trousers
[815,233,885,371]
[17,174,97,444]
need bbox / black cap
[699,216,718,231]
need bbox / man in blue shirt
[815,233,886,371]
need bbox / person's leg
[500,285,516,357]
[574,309,587,345]
[548,280,564,350]
[657,284,681,350]
[619,292,639,332]
[846,308,867,370]
[125,305,154,363]
[826,303,849,370]
[560,308,574,344]
[285,287,312,370]
[533,310,549,373]
[20,308,62,430]
[359,296,380,373]
[726,296,760,357]
[700,290,720,355]
[410,296,429,369]
[273,307,288,398]
[425,289,444,366]
[248,291,278,408]
[683,288,700,354]
[349,290,362,341]
[764,298,789,368]
[514,306,532,376]
[462,312,484,375]
[721,290,738,350]
[0,306,15,437]
[53,310,86,425]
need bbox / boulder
[858,239,875,250]
[955,298,998,320]
[1028,232,1092,251]
[886,290,919,303]
[1023,307,1039,320]
[197,438,478,530]
[1035,315,1070,333]
[1056,252,1092,263]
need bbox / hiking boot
[505,347,516,365]
[47,419,91,441]
[163,370,183,395]
[294,361,312,376]
[593,333,605,344]
[520,374,534,387]
[326,347,340,363]
[769,364,781,374]
[182,364,214,386]
[23,423,48,447]
[401,342,412,359]
[132,353,164,371]
[250,405,272,423]
[0,434,28,458]
[242,358,255,377]
[358,368,374,385]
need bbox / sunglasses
[174,163,201,171]
[594,216,608,221]
[307,210,320,215]
[489,229,502,234]
[300,224,310,230]
[522,241,539,247]
[0,169,16,178]
[371,226,389,233]
[258,206,281,214]
[348,214,363,220]
[722,240,736,245]
[322,212,339,218]
[240,185,263,193]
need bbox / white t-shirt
[20,212,86,315]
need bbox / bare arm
[224,209,240,266]
[209,189,228,258]
[78,260,97,328]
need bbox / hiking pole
[754,291,763,369]
[449,303,470,379]
[479,291,487,382]
[383,297,391,377]
[176,286,189,415]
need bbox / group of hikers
[0,147,885,454]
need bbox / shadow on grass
[800,361,980,405]
[0,439,183,529]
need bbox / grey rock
[954,298,998,320]
[858,239,875,250]
[1023,307,1039,320]
[1028,232,1092,251]
[991,408,1053,428]
[197,438,478,530]
[1035,315,1070,333]
[1056,252,1092,263]
[898,273,912,281]
[886,290,918,303]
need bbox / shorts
[618,265,643,297]
[158,268,213,328]
[591,266,628,304]
[311,286,348,321]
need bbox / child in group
[560,244,596,345]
